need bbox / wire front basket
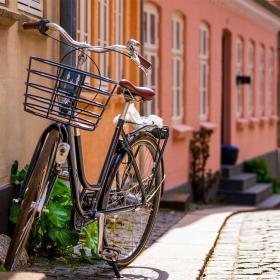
[24,56,118,131]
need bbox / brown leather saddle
[117,79,155,101]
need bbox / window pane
[84,0,88,33]
[172,20,175,49]
[176,60,180,87]
[144,12,147,43]
[98,1,101,40]
[104,5,107,43]
[77,0,80,31]
[151,14,155,44]
[203,30,207,56]
[175,89,179,116]
[151,56,156,85]
[176,21,180,50]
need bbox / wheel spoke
[104,137,163,265]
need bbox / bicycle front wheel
[4,130,59,271]
[102,134,164,267]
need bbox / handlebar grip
[137,54,152,70]
[22,21,40,30]
[22,19,49,34]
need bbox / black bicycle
[4,20,169,277]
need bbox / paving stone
[203,210,280,279]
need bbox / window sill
[269,115,278,125]
[0,6,20,27]
[236,118,249,130]
[248,117,259,128]
[172,124,193,141]
[200,122,216,131]
[259,116,269,126]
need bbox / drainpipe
[60,0,76,66]
[277,31,280,147]
[140,0,144,115]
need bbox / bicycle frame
[28,92,168,225]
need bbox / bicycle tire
[102,133,163,267]
[4,130,59,271]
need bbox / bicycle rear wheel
[102,133,164,267]
[4,130,59,271]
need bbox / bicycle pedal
[101,246,121,262]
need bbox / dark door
[221,29,232,145]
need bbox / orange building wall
[81,0,141,183]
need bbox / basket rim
[29,56,118,86]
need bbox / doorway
[221,29,232,145]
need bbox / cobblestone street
[21,209,186,279]
[202,210,280,279]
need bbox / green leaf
[82,222,98,252]
[51,179,70,198]
[48,227,78,247]
[80,248,96,264]
[0,265,6,272]
[47,202,70,228]
[9,202,20,224]
[11,160,19,178]
[11,161,29,186]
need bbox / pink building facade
[142,0,280,190]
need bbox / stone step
[160,192,191,211]
[219,183,273,205]
[219,173,257,191]
[256,194,280,209]
[221,164,243,178]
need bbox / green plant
[0,265,6,272]
[189,128,220,203]
[9,161,98,261]
[244,159,280,193]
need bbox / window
[236,37,244,117]
[258,45,265,115]
[267,49,274,115]
[172,14,184,121]
[98,0,110,79]
[115,0,124,81]
[77,0,91,73]
[248,41,254,116]
[143,3,159,115]
[18,0,43,17]
[199,22,210,121]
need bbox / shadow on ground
[94,266,169,280]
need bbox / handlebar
[22,19,152,73]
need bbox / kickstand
[108,261,122,278]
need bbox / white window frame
[236,37,244,117]
[77,0,91,75]
[248,41,254,116]
[143,3,159,116]
[199,22,210,121]
[172,14,184,122]
[115,0,124,81]
[98,0,110,80]
[258,45,265,115]
[18,0,43,17]
[267,48,273,115]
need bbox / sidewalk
[94,205,252,279]
[7,206,258,280]
[202,209,280,279]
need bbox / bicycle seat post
[119,89,134,120]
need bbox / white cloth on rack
[113,103,164,128]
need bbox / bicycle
[4,19,169,277]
